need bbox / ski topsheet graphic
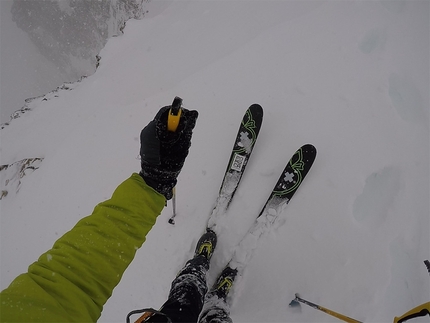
[207,104,263,228]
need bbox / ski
[258,144,317,218]
[227,144,317,271]
[206,104,263,229]
[168,104,263,225]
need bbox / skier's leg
[147,230,217,323]
[198,296,232,323]
[156,255,209,322]
[198,267,237,323]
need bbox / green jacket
[0,173,165,322]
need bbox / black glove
[139,101,198,200]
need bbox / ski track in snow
[1,1,429,323]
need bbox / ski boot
[194,229,217,261]
[210,266,238,300]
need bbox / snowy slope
[1,1,429,322]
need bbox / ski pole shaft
[172,187,176,214]
[167,96,182,224]
[172,186,177,217]
[293,295,362,323]
[168,187,177,224]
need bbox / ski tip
[248,104,263,117]
[424,259,430,274]
[301,144,317,158]
[302,143,316,151]
[249,103,262,109]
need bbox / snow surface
[0,0,146,124]
[1,1,429,322]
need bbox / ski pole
[168,187,177,224]
[392,260,430,323]
[290,294,362,323]
[167,96,182,224]
[393,302,430,323]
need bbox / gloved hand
[139,101,198,200]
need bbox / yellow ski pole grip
[167,96,183,132]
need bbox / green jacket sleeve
[0,173,165,322]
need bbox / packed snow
[1,1,429,323]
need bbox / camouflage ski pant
[147,255,232,323]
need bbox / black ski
[206,104,263,229]
[169,104,263,225]
[227,144,317,270]
[258,144,316,218]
